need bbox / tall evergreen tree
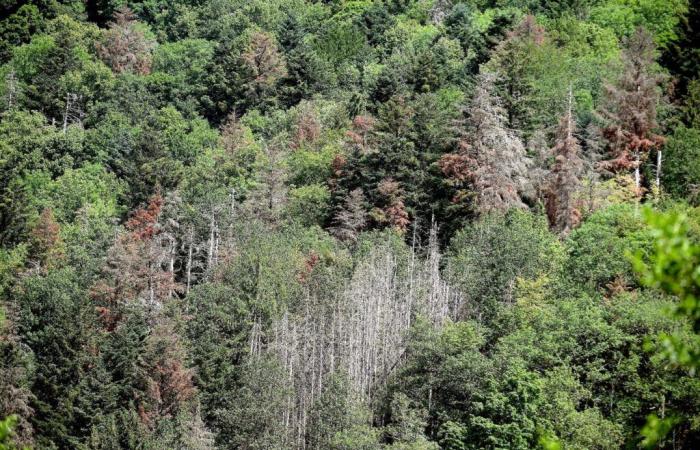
[546,88,584,236]
[598,27,665,192]
[439,72,531,215]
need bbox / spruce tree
[546,88,584,236]
[439,72,531,215]
[598,27,665,192]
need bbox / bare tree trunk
[63,93,70,134]
[186,228,193,295]
[634,152,641,193]
[168,236,176,299]
[207,214,215,271]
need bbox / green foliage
[12,268,103,448]
[565,204,653,294]
[0,415,26,450]
[2,0,700,448]
[0,3,43,64]
[9,15,111,118]
[28,163,124,223]
[590,0,689,48]
[446,209,563,324]
[150,38,215,114]
[662,126,700,202]
[287,184,331,226]
[634,207,700,370]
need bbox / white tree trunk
[634,153,641,193]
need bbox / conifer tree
[439,72,530,215]
[96,6,155,75]
[487,15,546,133]
[27,208,63,271]
[241,30,287,105]
[0,305,33,447]
[377,178,410,234]
[546,88,584,236]
[92,195,180,328]
[598,27,665,192]
[330,188,367,243]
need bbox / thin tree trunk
[634,152,641,193]
[207,214,215,271]
[186,228,193,295]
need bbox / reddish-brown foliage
[598,27,665,186]
[297,251,320,284]
[438,151,474,184]
[28,208,63,269]
[126,194,164,240]
[96,6,154,75]
[346,115,377,154]
[292,104,321,149]
[440,72,529,215]
[377,178,410,233]
[91,195,181,329]
[507,14,545,46]
[546,93,585,236]
[242,31,287,88]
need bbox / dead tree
[265,231,458,448]
[439,71,531,215]
[546,87,584,236]
[598,27,665,193]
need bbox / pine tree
[439,72,531,215]
[546,88,584,236]
[598,27,665,192]
[96,6,155,75]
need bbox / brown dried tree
[241,30,287,100]
[142,319,197,424]
[91,195,181,328]
[220,113,255,155]
[97,6,155,75]
[291,101,321,149]
[598,27,665,192]
[27,208,63,271]
[546,88,584,236]
[439,72,530,215]
[345,115,377,155]
[377,178,410,234]
[330,188,367,243]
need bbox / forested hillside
[1,0,700,448]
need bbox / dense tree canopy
[1,0,700,448]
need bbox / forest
[1,0,700,448]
